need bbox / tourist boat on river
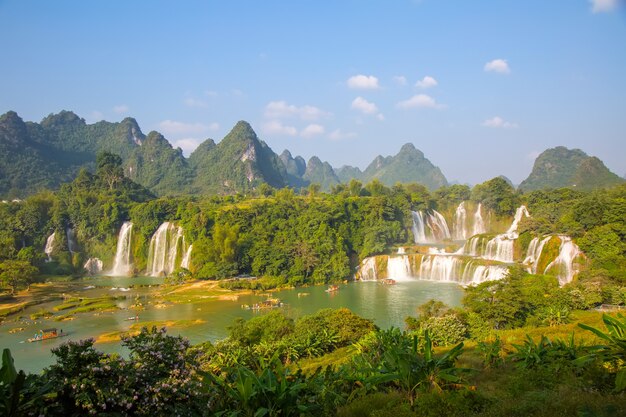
[325,285,340,293]
[382,278,396,285]
[28,328,64,343]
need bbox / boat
[28,328,64,343]
[125,315,140,321]
[325,285,340,293]
[251,298,283,310]
[382,278,396,285]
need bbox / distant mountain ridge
[519,146,624,191]
[0,110,621,197]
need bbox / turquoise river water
[0,277,463,373]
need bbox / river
[0,277,463,373]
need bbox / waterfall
[44,232,56,261]
[181,244,193,269]
[453,202,467,240]
[359,257,378,281]
[544,236,581,285]
[84,258,103,275]
[66,227,78,254]
[147,222,184,277]
[458,236,485,256]
[411,211,427,243]
[412,209,451,243]
[419,255,461,282]
[484,235,515,263]
[112,222,133,276]
[523,236,552,274]
[472,203,486,236]
[461,261,508,285]
[397,247,405,255]
[505,205,530,237]
[387,256,412,281]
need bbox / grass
[53,296,120,316]
[296,346,355,375]
[29,309,54,320]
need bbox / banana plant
[577,313,626,392]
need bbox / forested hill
[0,111,452,198]
[1,111,621,198]
[519,146,624,192]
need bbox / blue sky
[1,0,625,184]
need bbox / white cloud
[329,129,357,141]
[347,74,380,89]
[300,124,325,138]
[393,75,407,86]
[527,150,541,160]
[396,94,443,109]
[158,120,209,136]
[208,122,220,131]
[377,113,385,121]
[484,59,511,74]
[482,116,519,129]
[264,101,328,121]
[113,104,129,114]
[88,111,104,123]
[262,120,298,136]
[590,0,619,13]
[415,76,438,88]
[351,96,378,114]
[204,90,218,97]
[172,138,202,156]
[184,97,207,108]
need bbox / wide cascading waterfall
[387,256,412,281]
[147,222,184,277]
[472,203,486,235]
[453,202,467,240]
[112,222,133,276]
[181,244,193,269]
[523,236,552,274]
[544,236,582,285]
[412,209,451,243]
[84,258,103,275]
[457,236,485,256]
[66,227,78,254]
[44,232,56,261]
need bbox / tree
[96,152,124,190]
[471,177,519,216]
[0,260,38,294]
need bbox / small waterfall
[387,256,412,281]
[66,227,78,254]
[544,236,581,285]
[523,236,552,274]
[112,222,133,276]
[84,258,103,275]
[147,222,184,277]
[505,205,530,237]
[397,247,406,255]
[44,232,56,261]
[472,203,486,236]
[181,244,193,269]
[461,261,508,285]
[453,202,467,240]
[411,211,427,243]
[359,257,378,281]
[458,236,485,256]
[411,209,451,243]
[484,235,515,263]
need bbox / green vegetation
[3,308,626,416]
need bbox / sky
[1,0,625,185]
